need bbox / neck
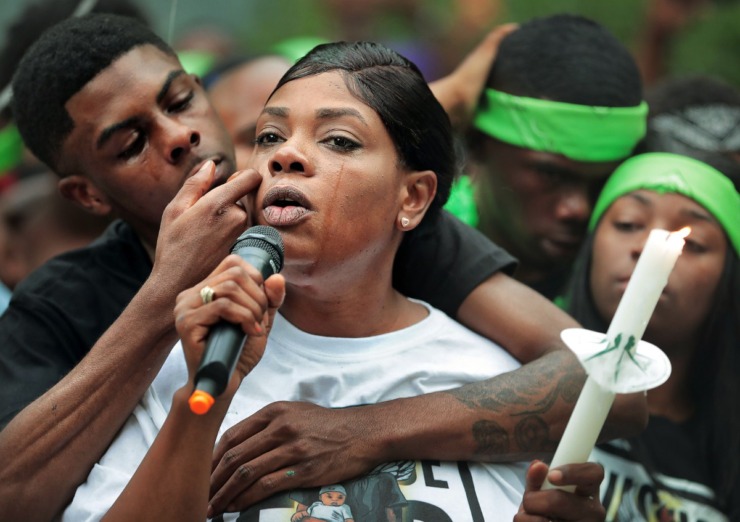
[279,268,427,338]
[124,218,158,262]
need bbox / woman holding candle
[562,152,740,521]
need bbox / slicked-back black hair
[11,13,175,173]
[486,14,642,107]
[273,41,456,213]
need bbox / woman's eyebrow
[626,192,652,207]
[680,207,713,223]
[260,106,288,118]
[316,107,368,126]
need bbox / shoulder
[410,300,521,368]
[11,219,149,301]
[394,211,517,316]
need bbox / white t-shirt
[65,301,527,521]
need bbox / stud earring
[400,217,410,228]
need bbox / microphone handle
[189,242,281,414]
[193,322,246,398]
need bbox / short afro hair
[11,13,175,173]
[487,14,642,108]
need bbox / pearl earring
[400,217,410,228]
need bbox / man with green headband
[462,14,647,300]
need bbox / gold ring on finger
[200,285,215,305]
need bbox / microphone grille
[232,225,284,272]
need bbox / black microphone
[189,225,284,414]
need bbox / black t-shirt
[0,220,151,428]
[594,415,736,521]
[394,210,517,317]
[0,211,515,428]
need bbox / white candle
[543,228,688,491]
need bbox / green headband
[473,88,648,162]
[590,152,740,257]
[0,124,23,173]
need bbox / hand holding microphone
[187,225,284,415]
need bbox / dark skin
[515,461,606,522]
[472,138,620,289]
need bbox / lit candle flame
[675,227,691,239]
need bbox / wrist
[173,387,229,432]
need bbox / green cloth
[444,175,478,227]
[473,88,648,162]
[590,152,740,256]
[0,124,23,173]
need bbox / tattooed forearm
[447,350,584,415]
[448,350,586,456]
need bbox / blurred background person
[0,170,112,290]
[641,74,740,186]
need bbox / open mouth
[262,185,312,226]
[263,186,310,208]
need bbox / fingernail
[198,160,214,174]
[254,322,263,334]
[548,469,563,483]
[207,505,213,518]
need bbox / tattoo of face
[473,419,510,456]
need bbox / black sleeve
[0,295,82,428]
[0,222,149,429]
[393,210,517,318]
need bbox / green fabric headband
[473,88,648,162]
[590,152,740,256]
[0,124,23,173]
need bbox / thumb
[262,274,286,334]
[524,460,549,493]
